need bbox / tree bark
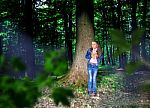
[131,0,139,62]
[116,0,127,69]
[63,0,94,85]
[110,45,115,65]
[106,35,110,64]
[0,24,2,54]
[141,0,147,61]
[68,8,73,65]
[22,0,35,79]
[63,1,73,66]
[101,7,107,66]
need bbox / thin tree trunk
[110,45,115,65]
[68,3,73,65]
[141,0,147,61]
[101,7,107,66]
[116,0,127,69]
[117,0,122,68]
[23,0,35,79]
[0,25,2,54]
[131,0,139,62]
[106,35,110,64]
[63,1,73,66]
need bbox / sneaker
[93,93,97,96]
[88,91,92,96]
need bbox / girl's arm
[85,49,91,61]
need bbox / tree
[62,0,94,85]
[116,0,127,69]
[131,0,139,62]
[0,25,2,54]
[21,0,35,79]
[63,1,73,66]
[141,0,148,61]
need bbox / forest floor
[34,65,150,108]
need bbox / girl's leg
[92,67,98,94]
[88,68,93,94]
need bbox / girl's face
[92,42,98,49]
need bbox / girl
[85,41,103,96]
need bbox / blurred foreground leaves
[142,80,150,92]
[44,49,68,76]
[52,87,74,106]
[110,28,150,92]
[0,76,39,108]
[10,57,26,72]
[110,28,145,57]
[125,61,142,75]
[0,49,74,108]
[109,29,130,53]
[109,28,146,73]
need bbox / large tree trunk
[64,0,94,85]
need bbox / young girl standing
[85,41,103,96]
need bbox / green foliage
[0,50,74,107]
[0,76,40,108]
[0,54,5,68]
[52,87,74,106]
[109,29,130,57]
[35,73,54,89]
[110,28,147,73]
[110,29,126,46]
[125,61,142,75]
[131,28,145,45]
[109,28,145,56]
[44,49,68,76]
[99,73,124,92]
[10,57,26,72]
[110,28,149,92]
[141,80,150,92]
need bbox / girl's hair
[91,41,103,57]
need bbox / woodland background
[0,0,150,107]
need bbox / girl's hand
[92,53,98,59]
[95,54,99,58]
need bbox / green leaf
[44,49,68,76]
[0,95,15,108]
[109,29,130,52]
[36,73,53,88]
[131,28,145,45]
[0,76,39,108]
[0,54,5,68]
[10,57,26,72]
[142,80,150,92]
[125,61,142,74]
[51,87,74,106]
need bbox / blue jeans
[87,63,98,93]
